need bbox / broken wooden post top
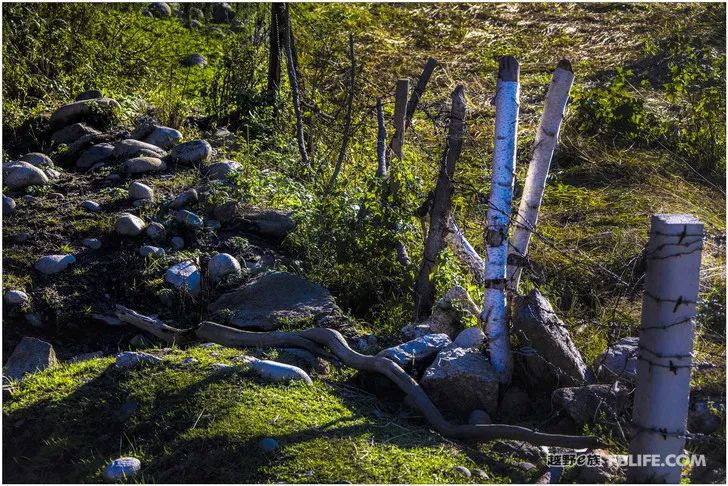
[652,213,703,227]
[498,56,520,82]
[556,59,573,72]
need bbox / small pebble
[454,466,471,478]
[81,200,101,212]
[103,457,141,481]
[139,245,166,257]
[170,236,184,250]
[259,437,279,453]
[82,238,102,250]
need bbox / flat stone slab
[378,333,451,367]
[208,271,338,330]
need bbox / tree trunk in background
[413,85,467,321]
[266,3,284,99]
[483,56,520,384]
[507,60,574,292]
[375,97,387,178]
[390,78,409,160]
[406,57,438,129]
[283,4,309,166]
[326,33,356,192]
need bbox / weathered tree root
[115,305,604,449]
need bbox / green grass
[4,348,503,483]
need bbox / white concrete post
[627,214,704,484]
[483,56,520,383]
[390,78,409,159]
[507,59,574,292]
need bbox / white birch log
[627,214,704,484]
[445,217,485,284]
[390,78,409,160]
[483,56,520,383]
[507,60,574,292]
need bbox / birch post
[390,78,410,160]
[483,56,520,383]
[627,214,704,484]
[507,59,574,292]
[413,85,467,320]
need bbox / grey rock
[573,449,623,483]
[170,236,185,250]
[103,457,142,481]
[3,195,16,215]
[453,327,485,348]
[259,437,279,453]
[77,143,114,169]
[129,334,152,348]
[420,346,499,416]
[146,222,166,241]
[144,125,182,150]
[169,139,212,164]
[128,181,154,200]
[357,334,378,353]
[22,195,37,203]
[189,7,204,21]
[213,203,295,238]
[82,238,102,250]
[511,289,587,389]
[139,245,166,257]
[205,160,240,180]
[208,271,339,331]
[245,356,313,385]
[4,337,57,380]
[468,409,492,425]
[171,188,198,208]
[45,168,61,180]
[49,97,119,128]
[14,232,30,242]
[165,261,201,294]
[116,213,147,236]
[34,254,76,274]
[175,209,203,229]
[189,19,202,29]
[688,400,724,435]
[208,253,241,282]
[3,160,49,190]
[181,53,208,67]
[212,2,234,22]
[51,122,100,145]
[20,152,53,168]
[81,200,101,212]
[551,383,627,425]
[473,469,489,480]
[113,139,166,160]
[5,290,29,305]
[593,337,638,383]
[142,8,153,17]
[115,351,162,369]
[122,156,166,174]
[378,333,451,368]
[75,89,103,101]
[453,466,471,478]
[211,362,233,372]
[181,357,199,366]
[149,2,171,17]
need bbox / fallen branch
[116,305,603,449]
[445,217,485,284]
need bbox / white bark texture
[445,217,485,284]
[483,56,520,383]
[507,60,574,292]
[627,214,704,484]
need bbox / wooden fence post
[507,59,574,292]
[390,78,410,160]
[405,57,438,129]
[483,56,520,383]
[627,214,704,484]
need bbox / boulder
[378,333,451,368]
[49,97,119,128]
[51,123,100,145]
[146,222,166,241]
[4,290,29,306]
[4,337,57,380]
[3,195,16,215]
[688,400,724,435]
[115,213,147,236]
[103,457,142,482]
[115,351,162,369]
[244,356,313,385]
[402,285,480,339]
[212,2,234,22]
[165,261,202,294]
[171,188,198,208]
[34,254,76,274]
[593,337,638,382]
[20,152,53,168]
[174,209,203,229]
[551,383,628,425]
[511,289,587,389]
[149,2,171,18]
[82,238,102,250]
[128,181,153,200]
[453,327,485,348]
[144,125,182,150]
[3,161,49,190]
[76,143,114,169]
[169,139,211,164]
[81,200,101,212]
[213,203,295,238]
[205,160,240,180]
[208,271,338,330]
[121,156,166,174]
[75,89,103,101]
[420,346,499,417]
[113,139,166,159]
[208,253,241,282]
